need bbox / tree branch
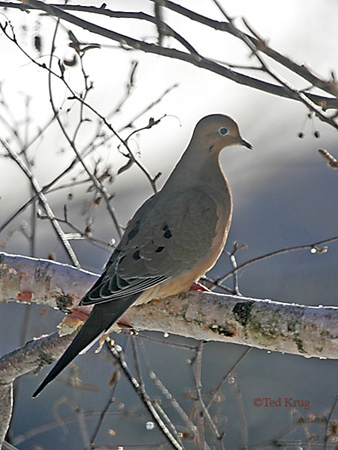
[7,0,337,110]
[0,331,75,447]
[0,384,12,448]
[159,0,338,98]
[0,252,337,360]
[0,139,80,267]
[0,251,337,444]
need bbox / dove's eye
[218,127,229,136]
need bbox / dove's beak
[239,138,252,150]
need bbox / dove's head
[192,114,252,154]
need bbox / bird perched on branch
[33,113,251,397]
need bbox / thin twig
[46,18,123,239]
[0,139,80,266]
[215,235,337,285]
[106,338,184,450]
[319,149,338,169]
[1,19,163,197]
[38,213,114,250]
[158,0,338,100]
[229,376,248,448]
[130,335,184,445]
[139,339,199,440]
[211,0,338,129]
[191,342,221,448]
[324,394,338,450]
[206,347,251,410]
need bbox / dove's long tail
[32,296,138,397]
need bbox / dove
[33,114,251,397]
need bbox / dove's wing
[80,187,219,306]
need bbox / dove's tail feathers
[32,295,138,398]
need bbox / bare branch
[0,252,96,309]
[0,139,80,267]
[215,235,337,285]
[131,291,338,360]
[45,19,124,238]
[7,0,337,111]
[161,0,338,98]
[0,251,337,445]
[0,331,75,446]
[319,149,338,170]
[107,337,184,450]
[240,17,338,128]
[138,338,199,439]
[0,383,12,448]
[0,252,337,360]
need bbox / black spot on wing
[155,246,165,253]
[162,223,172,239]
[133,250,141,260]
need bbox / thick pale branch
[0,331,75,385]
[130,292,338,359]
[0,252,337,444]
[0,331,74,390]
[0,252,337,360]
[0,383,12,448]
[0,331,75,446]
[0,252,96,311]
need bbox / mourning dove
[33,114,251,397]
